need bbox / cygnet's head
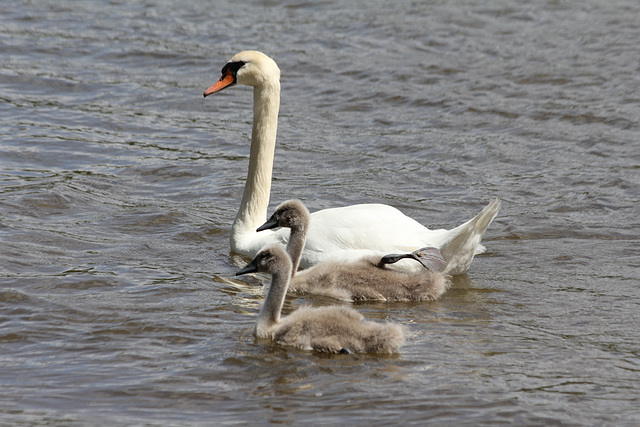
[203,50,280,96]
[256,199,310,232]
[235,245,292,277]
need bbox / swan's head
[235,245,291,277]
[256,199,310,232]
[203,50,280,97]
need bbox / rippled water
[1,0,639,425]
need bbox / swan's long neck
[232,82,280,248]
[258,259,292,327]
[287,224,307,277]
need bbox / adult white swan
[203,50,500,275]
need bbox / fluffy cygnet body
[236,246,405,354]
[258,200,452,302]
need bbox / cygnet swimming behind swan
[236,245,406,354]
[257,200,452,302]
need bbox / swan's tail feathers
[439,198,501,276]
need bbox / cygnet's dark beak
[236,258,260,276]
[256,215,279,232]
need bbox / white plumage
[204,50,500,275]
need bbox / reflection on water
[2,0,640,424]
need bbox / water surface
[1,0,639,425]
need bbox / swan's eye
[221,61,246,77]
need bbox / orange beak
[203,69,236,97]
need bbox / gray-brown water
[1,0,639,425]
